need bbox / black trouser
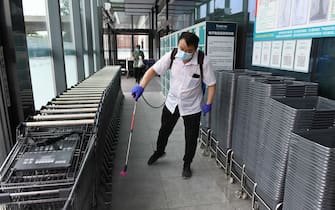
[156,106,201,165]
[134,67,144,82]
[134,67,140,82]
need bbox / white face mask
[176,48,193,61]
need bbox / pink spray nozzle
[120,170,127,176]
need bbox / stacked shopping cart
[0,66,123,210]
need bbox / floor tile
[107,76,253,210]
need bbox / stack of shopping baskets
[255,96,335,209]
[283,128,335,210]
[211,70,246,168]
[230,74,270,171]
[243,80,318,180]
[199,70,271,167]
[0,66,123,210]
[198,68,335,210]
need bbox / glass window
[134,35,149,59]
[209,0,215,13]
[60,0,77,88]
[111,7,150,29]
[215,0,225,9]
[23,0,56,110]
[91,0,101,72]
[248,0,256,21]
[175,14,192,31]
[314,38,335,99]
[103,34,111,65]
[80,0,89,78]
[230,0,243,14]
[200,4,207,18]
[117,35,132,60]
[133,15,150,29]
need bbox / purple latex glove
[202,103,212,116]
[131,85,144,101]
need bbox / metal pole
[47,0,67,94]
[72,0,85,81]
[39,108,98,113]
[108,26,112,65]
[166,0,169,34]
[155,5,158,30]
[151,7,154,30]
[24,119,95,127]
[32,113,96,120]
[84,0,94,75]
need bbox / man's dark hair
[178,32,199,49]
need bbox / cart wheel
[229,176,234,184]
[241,192,248,200]
[253,201,260,210]
[202,150,210,156]
[216,160,222,168]
[210,152,215,158]
[234,190,242,199]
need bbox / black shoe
[147,151,165,165]
[182,164,192,179]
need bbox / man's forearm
[139,68,157,88]
[206,85,216,104]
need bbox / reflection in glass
[23,0,55,110]
[60,0,77,87]
[200,4,207,18]
[209,0,215,13]
[215,0,225,9]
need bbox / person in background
[131,32,216,178]
[132,44,145,83]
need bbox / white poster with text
[207,36,235,71]
[270,41,283,68]
[294,39,312,73]
[261,41,271,66]
[252,41,262,66]
[281,40,296,70]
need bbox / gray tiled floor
[110,75,251,210]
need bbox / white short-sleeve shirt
[152,50,216,116]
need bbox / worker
[132,44,145,83]
[131,32,216,178]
